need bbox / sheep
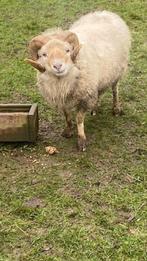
[26,11,131,151]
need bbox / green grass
[0,0,147,260]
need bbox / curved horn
[28,35,49,60]
[64,31,81,60]
[25,58,45,72]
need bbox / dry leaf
[45,146,59,155]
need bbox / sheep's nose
[53,63,62,71]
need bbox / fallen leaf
[45,146,59,155]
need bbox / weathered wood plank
[0,104,38,142]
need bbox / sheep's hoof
[112,106,124,116]
[77,137,86,152]
[62,128,73,138]
[91,110,97,116]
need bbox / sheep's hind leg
[62,109,73,138]
[76,111,86,152]
[112,82,123,116]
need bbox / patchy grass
[0,0,147,260]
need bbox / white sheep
[26,11,131,151]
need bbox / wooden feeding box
[0,104,38,142]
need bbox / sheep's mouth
[56,70,65,74]
[54,70,66,76]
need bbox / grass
[0,0,147,260]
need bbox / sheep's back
[70,11,131,50]
[70,11,131,90]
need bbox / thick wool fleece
[37,11,131,111]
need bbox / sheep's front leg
[112,82,123,115]
[62,109,73,138]
[91,98,101,116]
[76,111,86,151]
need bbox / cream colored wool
[26,11,131,151]
[37,11,131,111]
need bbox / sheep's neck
[38,65,80,109]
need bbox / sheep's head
[26,31,81,77]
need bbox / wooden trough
[0,104,38,142]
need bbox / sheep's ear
[28,35,49,60]
[64,31,80,60]
[25,58,45,73]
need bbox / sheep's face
[26,31,81,77]
[38,40,74,77]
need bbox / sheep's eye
[42,53,47,57]
[65,49,70,53]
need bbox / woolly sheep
[26,11,131,151]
